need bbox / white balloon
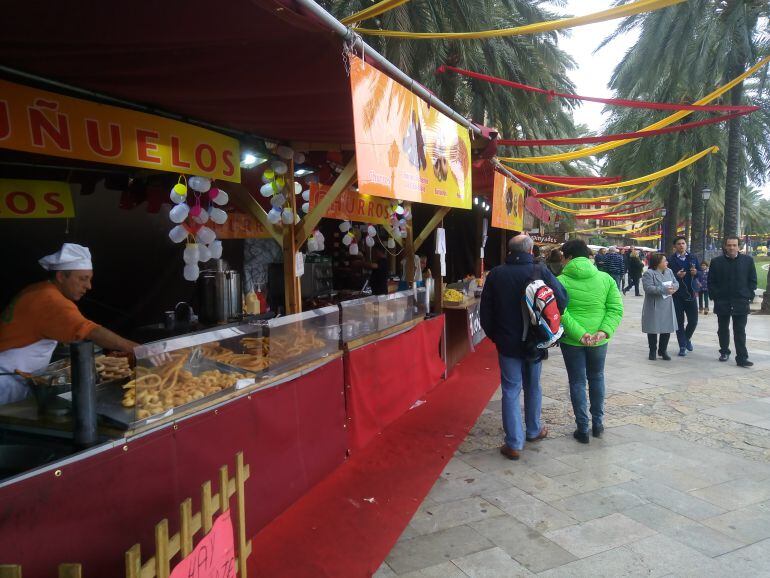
[183,263,200,281]
[209,240,223,260]
[196,226,217,245]
[169,203,190,223]
[170,191,186,205]
[260,183,275,197]
[294,182,302,195]
[349,243,359,256]
[307,238,318,252]
[387,238,396,249]
[301,189,310,202]
[281,208,294,224]
[404,209,413,221]
[183,244,200,264]
[301,202,310,214]
[276,145,294,160]
[270,193,286,208]
[209,207,228,225]
[198,244,211,262]
[342,234,352,246]
[271,160,288,175]
[400,228,408,238]
[188,176,211,193]
[367,225,376,237]
[399,218,406,227]
[193,208,209,224]
[293,152,306,164]
[339,220,351,233]
[211,189,229,206]
[314,230,325,243]
[365,236,375,247]
[267,208,282,224]
[395,205,405,215]
[317,241,325,251]
[168,225,187,244]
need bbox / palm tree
[600,0,770,246]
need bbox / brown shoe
[526,427,549,442]
[500,445,520,460]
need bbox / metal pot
[198,262,242,324]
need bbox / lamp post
[701,186,711,260]
[661,208,668,252]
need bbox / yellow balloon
[173,183,187,195]
[264,169,275,180]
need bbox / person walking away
[604,247,625,291]
[696,261,710,314]
[668,237,700,356]
[641,253,679,361]
[480,234,568,460]
[558,240,624,444]
[708,236,757,367]
[622,248,631,290]
[624,250,644,296]
[594,248,607,272]
[546,248,564,277]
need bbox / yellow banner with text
[0,179,74,219]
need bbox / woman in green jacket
[558,240,624,444]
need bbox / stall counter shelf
[340,288,427,350]
[442,295,486,372]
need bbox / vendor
[365,246,389,295]
[0,243,139,404]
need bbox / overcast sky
[553,0,770,198]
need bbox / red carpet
[249,339,501,577]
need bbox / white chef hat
[39,243,93,271]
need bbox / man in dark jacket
[708,236,757,367]
[669,236,700,356]
[480,234,568,460]
[604,247,625,291]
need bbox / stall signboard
[0,80,240,182]
[308,182,392,225]
[169,510,236,578]
[210,210,271,239]
[526,195,551,223]
[0,179,73,218]
[491,172,525,231]
[350,56,472,210]
[467,300,486,348]
[530,232,566,244]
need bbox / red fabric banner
[517,174,622,185]
[345,316,446,451]
[0,359,347,578]
[498,111,752,146]
[437,65,760,112]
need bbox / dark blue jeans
[561,343,608,434]
[498,354,543,450]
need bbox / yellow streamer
[575,217,662,234]
[341,0,411,25]
[549,189,637,203]
[501,55,770,164]
[631,234,662,241]
[538,183,656,215]
[355,0,684,38]
[505,146,717,190]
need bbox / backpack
[521,265,564,361]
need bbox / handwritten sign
[0,179,73,218]
[0,79,240,181]
[170,510,236,578]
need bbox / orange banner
[350,56,472,209]
[491,172,525,231]
[0,179,74,219]
[0,80,240,181]
[210,211,271,239]
[309,182,392,225]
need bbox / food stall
[0,0,491,574]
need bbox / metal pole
[71,341,98,448]
[292,0,483,138]
[702,201,707,261]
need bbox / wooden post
[295,155,357,243]
[235,452,248,577]
[219,465,230,513]
[155,519,170,578]
[125,544,141,578]
[0,566,22,578]
[220,182,282,244]
[404,202,415,284]
[201,480,214,534]
[282,159,302,314]
[57,564,82,578]
[180,498,194,558]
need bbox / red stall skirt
[345,315,446,451]
[0,357,346,577]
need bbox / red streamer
[517,174,622,185]
[578,207,660,220]
[437,65,760,112]
[498,111,752,146]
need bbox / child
[693,261,710,315]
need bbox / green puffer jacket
[557,257,624,347]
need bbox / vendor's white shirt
[400,255,423,283]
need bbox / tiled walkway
[377,291,770,577]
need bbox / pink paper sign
[170,510,237,578]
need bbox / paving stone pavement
[377,291,770,577]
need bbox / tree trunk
[722,66,745,239]
[690,166,705,260]
[663,177,679,253]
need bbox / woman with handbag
[642,253,679,361]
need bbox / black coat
[708,253,757,315]
[628,256,644,279]
[480,252,568,359]
[668,252,700,301]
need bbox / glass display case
[340,289,426,344]
[103,307,340,429]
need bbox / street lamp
[661,208,668,252]
[702,186,711,260]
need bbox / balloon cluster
[338,220,358,255]
[167,176,228,281]
[306,229,326,252]
[259,145,309,225]
[388,201,411,240]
